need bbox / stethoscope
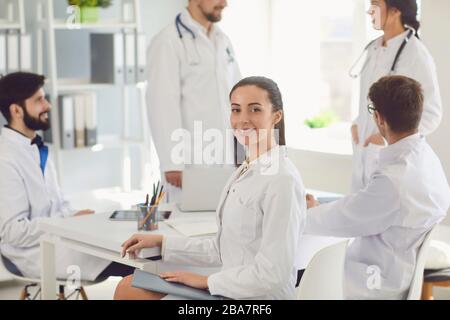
[175,13,235,65]
[349,27,415,79]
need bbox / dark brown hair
[368,75,423,133]
[229,76,286,146]
[0,72,46,123]
[386,0,420,37]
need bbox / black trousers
[296,269,305,288]
[95,264,306,286]
[95,262,136,282]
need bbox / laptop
[178,166,235,212]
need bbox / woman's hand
[121,234,163,259]
[351,124,359,145]
[160,271,209,290]
[363,133,386,147]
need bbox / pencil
[140,191,166,229]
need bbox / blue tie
[31,135,49,175]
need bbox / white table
[39,189,346,299]
[38,205,217,300]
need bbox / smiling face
[19,88,51,131]
[230,85,282,148]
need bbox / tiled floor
[0,277,122,300]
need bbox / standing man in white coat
[146,0,241,201]
[0,73,134,282]
[306,76,450,299]
[351,0,442,191]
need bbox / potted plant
[304,109,338,129]
[68,0,113,24]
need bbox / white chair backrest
[407,226,437,300]
[297,240,349,300]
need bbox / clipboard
[131,270,227,300]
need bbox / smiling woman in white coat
[306,76,450,300]
[351,0,442,192]
[115,77,306,300]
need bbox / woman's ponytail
[385,0,420,38]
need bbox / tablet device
[109,210,139,221]
[131,269,226,300]
[317,196,343,204]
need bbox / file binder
[0,33,6,76]
[90,33,125,84]
[19,34,32,72]
[74,95,86,148]
[132,270,225,300]
[136,33,147,82]
[58,95,75,149]
[6,32,19,73]
[124,32,136,84]
[43,95,53,144]
[84,93,97,146]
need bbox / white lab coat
[0,127,110,280]
[305,134,450,299]
[146,8,242,176]
[161,146,306,299]
[352,30,442,192]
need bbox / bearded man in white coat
[305,75,450,300]
[146,0,242,202]
[0,73,135,282]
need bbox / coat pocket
[236,198,260,244]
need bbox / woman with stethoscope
[350,0,442,192]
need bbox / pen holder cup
[137,204,159,231]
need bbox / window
[221,0,421,155]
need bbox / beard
[23,107,50,131]
[203,6,224,23]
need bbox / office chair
[1,254,99,300]
[296,240,349,300]
[421,225,450,300]
[407,226,437,300]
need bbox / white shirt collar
[1,126,34,147]
[241,145,287,172]
[383,30,410,49]
[379,133,423,165]
[180,8,222,39]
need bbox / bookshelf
[0,0,25,31]
[34,0,149,192]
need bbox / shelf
[40,19,138,31]
[57,137,145,153]
[47,79,140,92]
[58,82,116,92]
[0,19,21,30]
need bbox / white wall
[421,0,450,225]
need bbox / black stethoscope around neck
[174,13,236,65]
[349,27,415,79]
[176,13,196,40]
